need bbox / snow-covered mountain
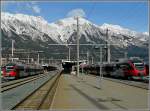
[1,12,148,45]
[100,23,148,41]
[1,12,149,61]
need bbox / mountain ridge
[1,12,148,61]
[1,12,148,44]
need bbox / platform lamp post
[95,45,103,89]
[27,50,30,64]
[86,51,89,64]
[37,51,44,65]
[68,47,70,61]
[66,44,71,61]
[75,16,80,77]
[0,48,2,66]
[0,42,2,66]
[99,46,103,89]
[0,26,1,61]
[11,40,15,62]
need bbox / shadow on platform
[69,84,109,110]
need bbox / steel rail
[1,73,47,92]
[87,74,148,90]
[1,73,44,88]
[104,77,149,90]
[11,71,62,110]
[37,72,61,109]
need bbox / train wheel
[124,75,128,80]
[15,75,19,79]
[107,73,111,77]
[127,76,132,80]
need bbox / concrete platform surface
[51,74,149,110]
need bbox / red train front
[2,63,18,79]
[2,62,44,79]
[114,57,147,80]
[124,59,147,79]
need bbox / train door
[120,63,129,78]
[111,63,127,77]
[18,65,26,77]
[119,63,133,79]
[111,64,123,77]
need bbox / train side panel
[2,63,44,79]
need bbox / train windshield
[134,63,144,70]
[130,59,144,70]
[6,66,14,72]
[5,63,16,72]
[117,63,132,70]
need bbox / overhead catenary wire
[86,2,97,20]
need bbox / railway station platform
[51,73,148,110]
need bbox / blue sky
[2,1,149,33]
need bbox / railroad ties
[1,71,149,110]
[12,71,61,110]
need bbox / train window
[25,68,30,72]
[130,58,144,70]
[6,66,14,71]
[6,63,16,66]
[6,66,13,69]
[119,63,132,70]
[116,64,120,69]
[120,65,127,69]
[18,66,24,71]
[134,63,144,70]
[131,59,142,63]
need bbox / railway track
[104,77,149,90]
[11,71,61,110]
[1,73,48,92]
[87,74,149,90]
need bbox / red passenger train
[83,57,148,80]
[2,63,44,79]
[109,58,147,79]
